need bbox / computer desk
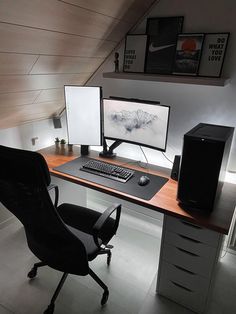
[39,145,236,314]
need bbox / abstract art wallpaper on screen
[103,100,169,150]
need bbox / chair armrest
[92,203,121,248]
[47,184,59,208]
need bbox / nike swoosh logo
[149,43,175,52]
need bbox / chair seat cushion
[57,203,115,261]
[57,203,116,244]
[67,225,102,261]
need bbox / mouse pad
[53,156,168,201]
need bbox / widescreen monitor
[103,98,170,152]
[64,85,102,145]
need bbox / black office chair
[0,145,121,314]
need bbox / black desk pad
[54,157,168,201]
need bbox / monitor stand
[99,139,122,158]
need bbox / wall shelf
[103,72,230,87]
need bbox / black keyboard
[80,159,134,183]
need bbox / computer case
[177,123,234,211]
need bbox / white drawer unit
[159,273,207,313]
[165,215,220,247]
[160,261,209,294]
[157,215,223,314]
[162,243,215,278]
[164,230,217,259]
[159,260,210,313]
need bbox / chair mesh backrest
[0,145,88,275]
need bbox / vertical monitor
[64,86,102,145]
[103,98,170,152]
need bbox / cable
[117,146,149,170]
[139,146,149,165]
[162,152,174,164]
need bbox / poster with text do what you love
[198,33,229,77]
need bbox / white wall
[0,116,67,151]
[89,0,236,172]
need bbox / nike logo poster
[145,17,184,74]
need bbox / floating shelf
[103,72,230,87]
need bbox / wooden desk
[39,145,235,235]
[39,145,236,314]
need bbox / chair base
[28,249,112,313]
[98,248,112,265]
[44,303,54,314]
[28,261,47,279]
[27,262,110,313]
[89,268,109,306]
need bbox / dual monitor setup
[64,85,170,157]
[63,85,170,189]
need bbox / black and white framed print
[145,16,184,74]
[123,34,147,73]
[198,33,229,77]
[172,33,204,76]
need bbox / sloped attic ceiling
[0,0,156,129]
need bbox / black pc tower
[177,123,234,211]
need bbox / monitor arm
[99,138,123,158]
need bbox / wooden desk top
[39,146,236,235]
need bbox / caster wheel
[101,290,109,306]
[27,267,37,279]
[107,251,112,266]
[106,244,113,249]
[44,303,55,314]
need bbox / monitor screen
[103,98,170,151]
[64,85,102,145]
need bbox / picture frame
[198,33,229,77]
[123,34,148,73]
[145,16,184,74]
[172,33,204,76]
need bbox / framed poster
[123,34,147,73]
[172,33,204,76]
[198,33,229,77]
[145,16,184,74]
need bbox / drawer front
[159,274,207,313]
[159,260,209,294]
[162,243,214,278]
[164,230,217,259]
[165,216,220,247]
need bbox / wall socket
[31,137,39,146]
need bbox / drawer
[164,230,217,259]
[165,216,220,247]
[159,261,209,295]
[159,273,207,313]
[162,243,215,278]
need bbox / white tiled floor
[0,209,236,314]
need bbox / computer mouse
[138,175,150,186]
